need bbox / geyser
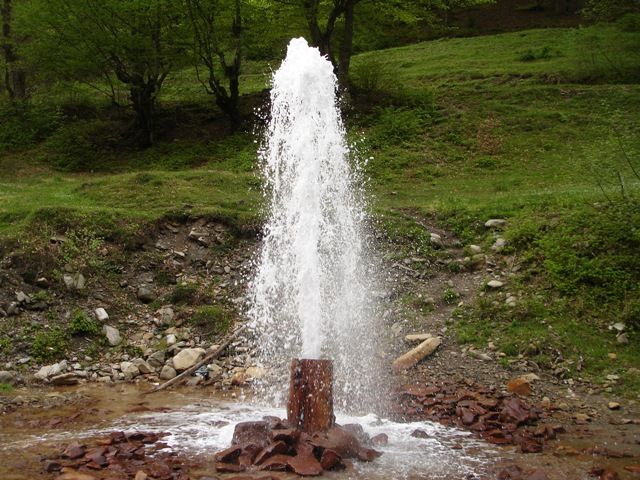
[248,37,381,412]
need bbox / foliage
[68,310,101,336]
[30,327,68,361]
[0,383,13,392]
[189,305,232,334]
[0,101,62,152]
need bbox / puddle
[0,385,501,479]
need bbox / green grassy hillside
[1,24,639,394]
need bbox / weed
[189,305,232,335]
[68,310,101,336]
[442,288,459,305]
[0,383,13,393]
[170,282,200,304]
[30,327,68,361]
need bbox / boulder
[159,365,177,380]
[137,285,156,303]
[155,306,175,326]
[120,361,140,380]
[132,358,154,374]
[102,325,122,346]
[50,373,80,386]
[94,308,109,322]
[35,363,62,381]
[485,219,507,228]
[172,348,205,371]
[0,370,16,385]
[147,351,165,369]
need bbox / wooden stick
[144,325,246,394]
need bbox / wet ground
[1,384,639,479]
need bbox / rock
[137,285,155,303]
[492,237,507,252]
[430,233,444,248]
[36,277,49,287]
[469,244,482,254]
[392,337,442,371]
[232,421,270,449]
[208,363,223,376]
[612,322,626,332]
[541,397,551,409]
[6,301,19,315]
[63,273,86,290]
[0,370,16,385]
[506,295,517,307]
[134,472,148,480]
[487,280,504,289]
[245,366,267,380]
[572,413,591,424]
[608,353,617,360]
[159,365,177,380]
[50,373,80,386]
[147,351,165,369]
[16,291,30,303]
[55,473,97,480]
[172,348,205,371]
[94,308,109,322]
[35,363,62,381]
[616,333,629,345]
[155,306,175,326]
[166,334,177,346]
[404,333,433,343]
[132,358,154,374]
[608,402,621,410]
[507,376,537,396]
[102,325,122,346]
[120,361,140,380]
[485,219,507,228]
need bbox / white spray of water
[248,38,382,412]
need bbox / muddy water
[1,385,638,480]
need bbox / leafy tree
[582,0,640,20]
[185,0,243,127]
[19,0,188,146]
[1,0,27,99]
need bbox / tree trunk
[130,82,155,148]
[287,359,334,433]
[1,0,27,99]
[337,0,355,91]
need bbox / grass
[0,23,639,394]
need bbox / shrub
[189,305,232,334]
[31,327,68,361]
[68,310,100,336]
[617,13,640,32]
[0,101,63,151]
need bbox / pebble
[487,280,504,289]
[95,308,109,322]
[485,219,507,228]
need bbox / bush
[31,327,68,361]
[68,310,100,336]
[0,101,63,151]
[617,13,640,32]
[189,305,232,334]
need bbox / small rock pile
[214,418,382,476]
[44,431,188,480]
[393,381,558,453]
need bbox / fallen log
[145,325,246,394]
[392,336,441,372]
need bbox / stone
[616,333,629,344]
[0,370,16,385]
[50,373,80,386]
[55,473,97,480]
[102,325,122,346]
[541,397,551,409]
[36,277,49,287]
[137,285,155,303]
[134,472,148,480]
[147,351,165,369]
[63,273,86,290]
[155,306,175,326]
[232,421,270,449]
[430,233,444,248]
[94,308,109,322]
[120,361,140,380]
[487,280,504,289]
[485,219,507,228]
[166,334,177,345]
[208,363,223,376]
[608,402,621,410]
[245,366,267,380]
[35,363,62,381]
[506,376,537,396]
[132,358,154,374]
[469,244,482,254]
[16,291,29,303]
[404,333,433,343]
[172,348,205,371]
[159,365,177,380]
[492,237,507,252]
[608,353,617,360]
[612,322,626,332]
[6,301,19,315]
